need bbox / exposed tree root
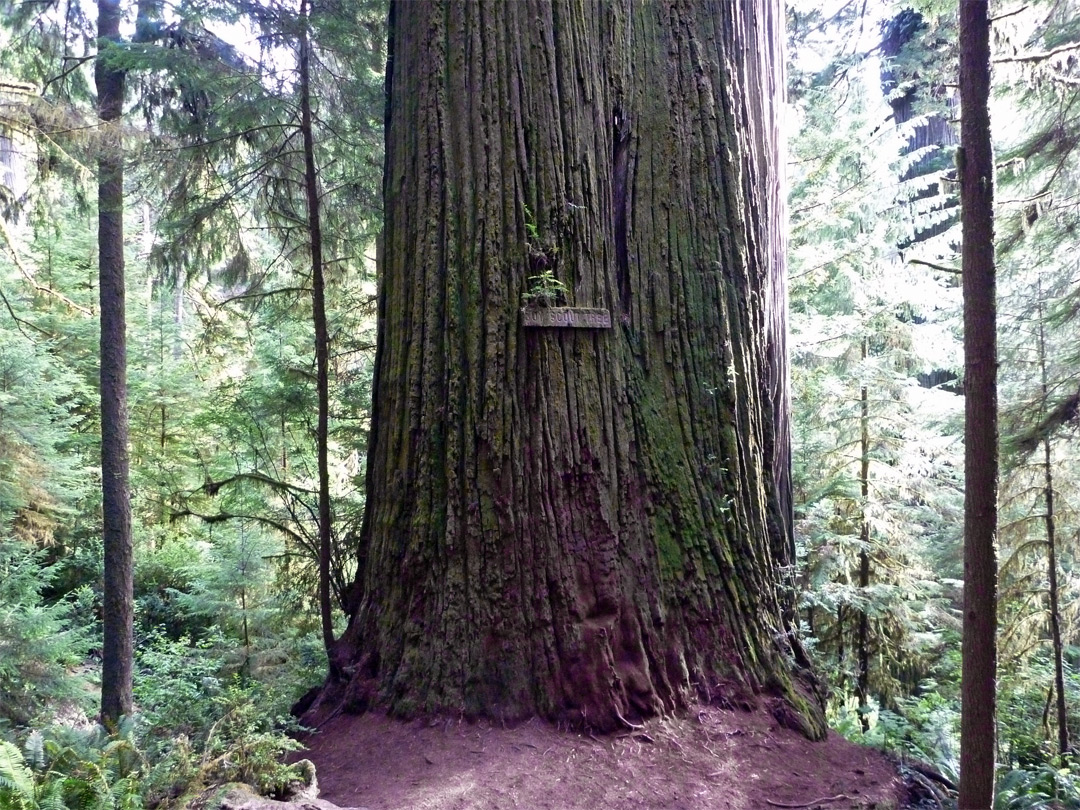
[764,795,852,809]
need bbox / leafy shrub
[134,538,209,640]
[197,686,304,796]
[880,687,958,776]
[996,658,1077,771]
[996,764,1080,810]
[134,632,306,804]
[829,682,959,784]
[134,630,224,757]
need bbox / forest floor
[297,702,913,810]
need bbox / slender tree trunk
[857,337,870,732]
[172,266,185,360]
[1045,434,1068,757]
[837,603,845,668]
[958,1,998,805]
[1037,299,1069,758]
[97,0,133,730]
[240,577,252,679]
[298,0,337,676]
[333,0,824,736]
[1044,684,1055,742]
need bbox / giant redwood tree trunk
[335,0,824,737]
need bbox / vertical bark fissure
[612,107,631,317]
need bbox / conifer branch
[155,122,297,152]
[197,471,318,497]
[0,218,93,315]
[0,285,49,338]
[995,40,1080,65]
[219,286,311,305]
[989,6,1028,24]
[41,55,95,95]
[907,258,960,275]
[169,507,307,547]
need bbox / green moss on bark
[337,0,826,740]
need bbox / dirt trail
[299,704,908,810]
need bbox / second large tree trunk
[336,0,824,737]
[958,0,999,806]
[97,0,133,729]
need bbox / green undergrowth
[0,680,311,810]
[828,685,1080,809]
[0,536,326,809]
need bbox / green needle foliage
[0,0,381,800]
[0,542,92,729]
[789,1,963,740]
[788,0,1080,796]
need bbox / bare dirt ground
[298,703,910,810]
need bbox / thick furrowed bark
[338,0,824,738]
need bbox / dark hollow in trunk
[334,0,824,738]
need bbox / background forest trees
[0,0,382,800]
[0,0,1079,806]
[789,0,1080,803]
